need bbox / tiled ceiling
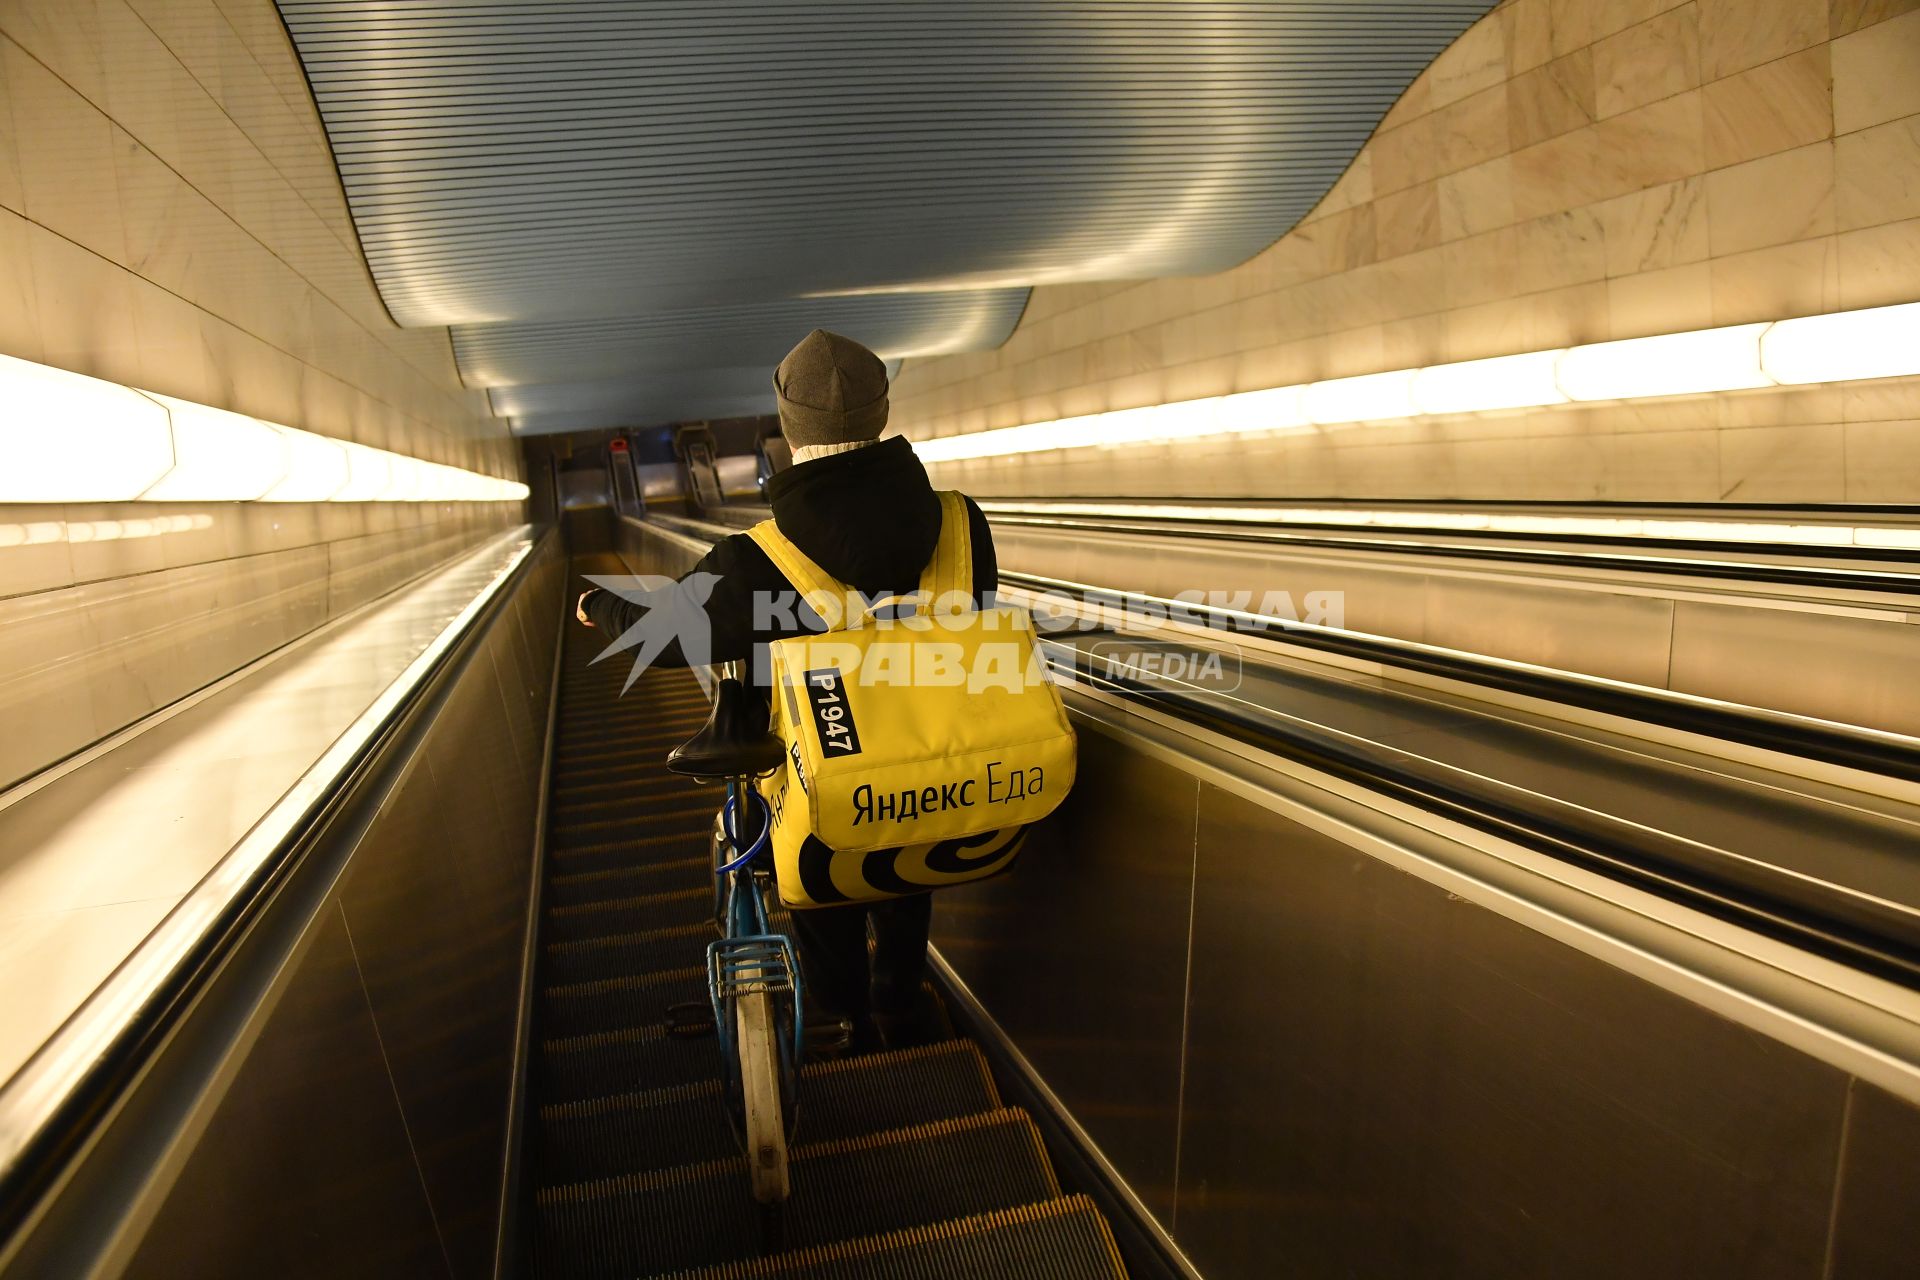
[277,1,1489,435]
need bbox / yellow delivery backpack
[750,491,1075,908]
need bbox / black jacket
[581,436,998,671]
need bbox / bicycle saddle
[666,677,785,779]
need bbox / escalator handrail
[1002,569,1920,787]
[641,511,1920,783]
[635,512,1920,970]
[982,510,1920,594]
[0,527,549,1238]
[1049,644,1920,987]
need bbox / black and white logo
[803,667,862,757]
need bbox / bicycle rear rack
[708,934,803,1059]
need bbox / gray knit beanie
[772,329,889,449]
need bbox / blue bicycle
[666,672,803,1203]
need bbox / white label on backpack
[803,668,862,757]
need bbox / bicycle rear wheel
[735,987,789,1202]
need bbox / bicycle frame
[707,777,805,1064]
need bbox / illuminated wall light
[1302,369,1419,425]
[919,306,1920,467]
[0,521,65,547]
[378,454,425,502]
[0,355,175,502]
[0,352,525,504]
[1760,301,1920,385]
[1215,385,1311,435]
[977,499,1915,552]
[262,430,351,502]
[1554,323,1775,401]
[1100,402,1218,446]
[1857,528,1920,551]
[1413,350,1568,415]
[138,395,290,501]
[413,464,449,503]
[332,442,393,502]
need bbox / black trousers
[787,893,933,1029]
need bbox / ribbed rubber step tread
[549,804,717,841]
[551,796,708,828]
[566,693,709,711]
[561,720,709,740]
[560,705,710,725]
[547,855,706,908]
[545,832,709,877]
[556,729,698,752]
[555,774,718,802]
[657,1195,1128,1280]
[537,1040,1002,1184]
[540,965,708,1040]
[792,1039,999,1146]
[543,919,715,986]
[535,1078,730,1186]
[544,886,711,942]
[549,761,707,789]
[554,744,692,771]
[538,1024,718,1103]
[535,1108,1059,1279]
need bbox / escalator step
[549,804,717,843]
[540,965,709,1040]
[545,834,709,880]
[555,775,716,803]
[655,1195,1128,1280]
[547,855,707,908]
[539,1024,718,1103]
[545,886,711,943]
[544,920,716,987]
[536,1078,732,1186]
[554,746,689,772]
[791,1039,998,1148]
[535,1108,1059,1278]
[551,799,702,830]
[537,1039,1002,1184]
[559,723,702,747]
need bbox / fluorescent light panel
[913,302,1920,464]
[978,499,1919,552]
[0,354,530,504]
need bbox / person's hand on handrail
[576,589,598,628]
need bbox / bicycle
[665,671,803,1204]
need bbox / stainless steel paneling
[488,620,539,783]
[1175,783,1849,1280]
[991,524,1435,643]
[99,542,561,1279]
[932,728,1199,1222]
[337,746,507,1279]
[122,907,452,1280]
[277,0,1486,430]
[1418,571,1679,689]
[1670,600,1920,738]
[0,512,518,793]
[1827,1082,1920,1279]
[617,520,707,580]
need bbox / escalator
[525,556,1129,1278]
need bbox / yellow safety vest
[749,491,1076,907]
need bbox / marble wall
[0,499,525,790]
[891,0,1920,503]
[0,0,513,474]
[0,0,528,788]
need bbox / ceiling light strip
[912,302,1920,465]
[0,354,529,505]
[977,500,1920,553]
